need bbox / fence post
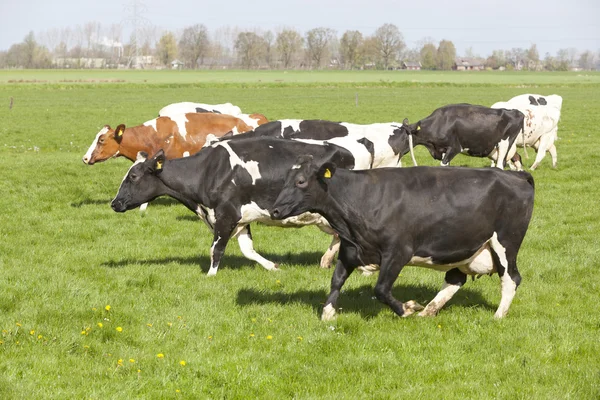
[355,93,358,107]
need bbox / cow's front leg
[207,211,238,276]
[374,253,423,317]
[419,268,467,317]
[235,224,279,271]
[322,260,356,321]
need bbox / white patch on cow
[291,164,301,169]
[215,142,261,184]
[356,264,380,275]
[322,304,337,321]
[236,226,278,271]
[296,138,372,170]
[83,126,109,163]
[419,282,462,317]
[340,122,404,168]
[238,114,260,129]
[268,145,273,149]
[489,232,516,318]
[495,138,510,169]
[278,119,302,135]
[207,236,221,276]
[143,118,157,131]
[183,151,190,157]
[409,239,495,276]
[231,126,240,136]
[239,202,270,223]
[158,102,242,117]
[167,114,189,139]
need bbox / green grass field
[0,70,599,399]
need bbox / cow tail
[408,134,418,166]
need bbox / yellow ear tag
[323,168,331,178]
[417,125,421,131]
[156,161,163,170]
[117,128,124,137]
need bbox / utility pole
[123,0,149,69]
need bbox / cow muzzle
[269,208,282,219]
[111,199,127,212]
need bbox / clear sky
[1,0,598,56]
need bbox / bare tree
[235,31,266,69]
[579,50,595,70]
[305,27,335,69]
[373,23,405,69]
[262,31,275,67]
[339,30,363,69]
[178,24,210,68]
[276,29,303,69]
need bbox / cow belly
[239,201,330,228]
[409,243,496,276]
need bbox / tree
[579,50,595,70]
[420,43,437,70]
[156,32,178,66]
[263,31,275,67]
[527,44,539,66]
[373,23,405,69]
[339,30,363,69]
[556,48,570,70]
[23,31,37,68]
[305,27,335,69]
[359,36,379,68]
[178,24,210,68]
[234,31,266,69]
[276,29,303,69]
[437,40,456,70]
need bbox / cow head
[82,124,126,164]
[398,118,447,161]
[111,150,166,212]
[269,155,335,220]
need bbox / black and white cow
[215,119,415,169]
[506,94,563,110]
[269,158,535,319]
[110,137,356,275]
[399,104,525,169]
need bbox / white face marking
[83,126,109,163]
[268,145,273,149]
[215,142,262,184]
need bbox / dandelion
[275,280,281,285]
[179,360,186,366]
[129,359,135,363]
[266,335,273,340]
[208,336,213,340]
[137,369,141,373]
[116,327,123,332]
[157,353,165,358]
[117,359,124,367]
[176,389,181,393]
[251,318,256,323]
[29,330,35,335]
[37,335,43,340]
[437,324,442,329]
[97,323,103,328]
[146,323,153,328]
[16,323,22,327]
[297,336,303,341]
[177,316,183,320]
[105,305,111,312]
[167,322,173,327]
[249,333,255,338]
[81,330,87,335]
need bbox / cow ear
[402,118,409,126]
[136,151,148,162]
[318,161,336,181]
[416,121,421,132]
[114,124,126,143]
[149,149,166,175]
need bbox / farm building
[402,61,422,70]
[454,57,485,71]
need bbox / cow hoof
[206,268,218,277]
[271,264,281,271]
[417,308,438,317]
[402,300,425,317]
[321,304,337,321]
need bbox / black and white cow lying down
[269,158,535,319]
[111,137,356,275]
[399,104,525,169]
[212,119,416,169]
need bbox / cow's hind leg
[374,254,423,317]
[490,233,522,318]
[548,143,558,169]
[235,224,279,271]
[322,260,356,321]
[206,211,238,276]
[530,134,554,170]
[419,268,467,317]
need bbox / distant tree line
[0,22,598,71]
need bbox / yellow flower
[437,324,442,329]
[177,316,183,320]
[37,335,43,340]
[29,330,35,335]
[179,360,186,366]
[137,369,141,373]
[81,330,87,335]
[117,359,124,366]
[16,323,22,327]
[251,318,256,322]
[176,389,181,393]
[266,335,273,340]
[157,353,164,358]
[146,323,153,327]
[297,336,303,341]
[129,359,135,363]
[116,327,123,332]
[249,333,255,337]
[208,336,213,340]
[105,305,111,311]
[167,322,173,327]
[97,322,103,328]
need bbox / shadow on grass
[101,251,327,272]
[71,197,180,208]
[236,283,495,319]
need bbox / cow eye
[296,177,307,188]
[98,138,104,144]
[130,173,139,182]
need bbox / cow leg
[495,138,512,169]
[490,234,522,318]
[510,153,523,171]
[530,135,553,170]
[374,255,423,317]
[505,143,521,171]
[207,214,238,276]
[548,143,558,168]
[320,234,340,268]
[235,224,279,271]
[419,268,467,316]
[322,260,356,321]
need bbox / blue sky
[1,0,598,56]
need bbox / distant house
[402,61,421,70]
[171,59,184,70]
[454,57,485,71]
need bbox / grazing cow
[399,104,525,169]
[269,158,535,320]
[158,102,243,117]
[158,102,269,129]
[218,119,416,168]
[110,137,356,275]
[491,99,561,170]
[505,94,563,110]
[82,113,252,165]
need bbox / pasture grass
[0,71,599,398]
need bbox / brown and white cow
[82,113,252,165]
[158,102,269,129]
